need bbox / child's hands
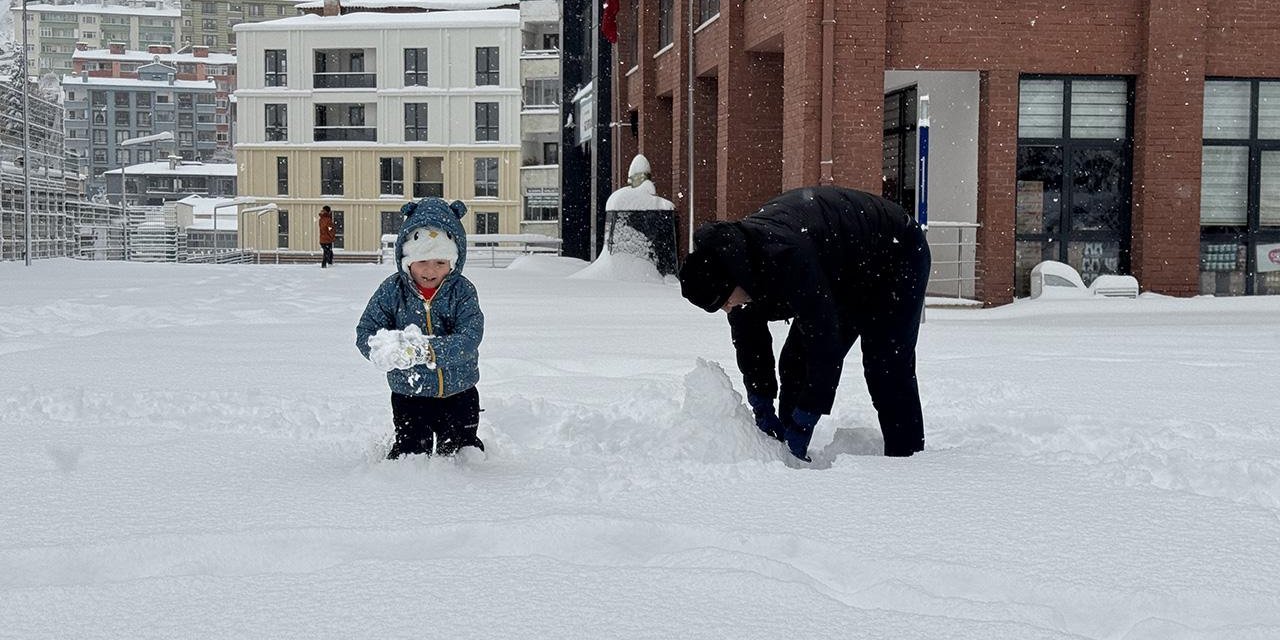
[368,325,436,371]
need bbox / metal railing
[924,221,980,301]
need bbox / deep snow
[2,257,1279,639]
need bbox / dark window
[314,104,374,142]
[413,157,444,198]
[1015,76,1133,296]
[320,157,344,195]
[404,48,428,86]
[523,196,559,221]
[475,102,498,141]
[115,92,130,107]
[698,0,719,23]
[543,33,559,50]
[380,157,404,195]
[331,210,345,249]
[474,157,498,198]
[523,78,559,107]
[277,209,289,248]
[543,142,559,165]
[314,49,373,89]
[380,211,401,236]
[474,211,499,234]
[276,156,288,195]
[659,0,673,48]
[475,46,499,86]
[264,103,287,141]
[264,50,287,87]
[404,103,428,141]
[881,86,917,212]
[1200,79,1280,296]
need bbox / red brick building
[610,0,1280,304]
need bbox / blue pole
[916,95,930,229]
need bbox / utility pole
[21,0,33,266]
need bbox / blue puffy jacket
[355,197,483,398]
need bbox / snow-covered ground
[2,257,1279,639]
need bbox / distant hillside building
[179,0,300,54]
[63,61,218,198]
[72,42,238,158]
[24,3,181,80]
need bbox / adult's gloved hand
[784,408,821,462]
[746,393,785,442]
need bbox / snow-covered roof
[73,49,238,66]
[294,0,514,8]
[236,8,518,31]
[61,74,216,90]
[102,162,237,176]
[27,3,179,17]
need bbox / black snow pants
[388,387,483,458]
[777,224,932,457]
[320,243,334,267]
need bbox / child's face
[409,259,451,288]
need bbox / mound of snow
[505,254,589,277]
[569,246,667,284]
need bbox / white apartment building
[233,7,522,255]
[519,0,560,238]
[24,3,181,79]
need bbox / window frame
[320,157,344,196]
[475,46,499,86]
[1201,77,1280,295]
[475,102,499,142]
[474,157,499,198]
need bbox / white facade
[519,0,561,237]
[232,9,524,254]
[234,11,522,148]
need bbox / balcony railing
[313,72,376,89]
[313,127,376,142]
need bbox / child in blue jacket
[356,197,485,458]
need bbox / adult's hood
[395,197,469,277]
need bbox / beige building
[180,0,299,53]
[233,5,522,255]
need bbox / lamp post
[21,0,31,266]
[211,195,260,240]
[116,131,175,260]
[242,202,279,254]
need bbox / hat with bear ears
[397,198,469,274]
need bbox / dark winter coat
[355,198,483,398]
[690,186,928,415]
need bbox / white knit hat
[400,226,458,274]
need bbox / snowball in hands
[368,325,436,371]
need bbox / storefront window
[1200,79,1280,295]
[1016,76,1131,294]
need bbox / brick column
[975,69,1020,305]
[1131,0,1207,296]
[669,0,694,244]
[718,1,784,223]
[781,0,824,188]
[626,0,667,192]
[830,0,888,190]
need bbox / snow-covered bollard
[603,154,679,276]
